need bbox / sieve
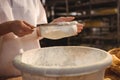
[37,21,79,27]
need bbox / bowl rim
[13,46,112,77]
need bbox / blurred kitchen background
[40,0,120,51]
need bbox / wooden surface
[5,76,120,80]
[7,77,22,80]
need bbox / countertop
[7,77,22,80]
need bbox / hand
[10,20,35,37]
[51,17,84,33]
[77,23,84,33]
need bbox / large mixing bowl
[13,46,112,80]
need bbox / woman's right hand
[10,20,35,37]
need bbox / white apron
[0,0,47,77]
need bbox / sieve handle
[37,23,58,27]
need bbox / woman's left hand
[51,17,84,33]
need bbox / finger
[58,17,75,22]
[77,23,84,33]
[77,29,82,33]
[77,27,82,33]
[53,17,75,22]
[65,17,75,21]
[23,28,34,34]
[23,21,35,29]
[21,21,35,32]
[18,30,33,37]
[77,23,84,27]
[19,25,34,35]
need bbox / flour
[21,46,105,67]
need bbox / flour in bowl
[21,46,105,67]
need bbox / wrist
[0,21,12,36]
[8,21,14,32]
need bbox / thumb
[23,21,35,29]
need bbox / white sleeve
[0,0,14,23]
[37,0,47,24]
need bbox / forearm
[0,21,11,36]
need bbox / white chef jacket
[0,0,47,77]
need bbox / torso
[0,0,47,77]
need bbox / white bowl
[13,46,112,80]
